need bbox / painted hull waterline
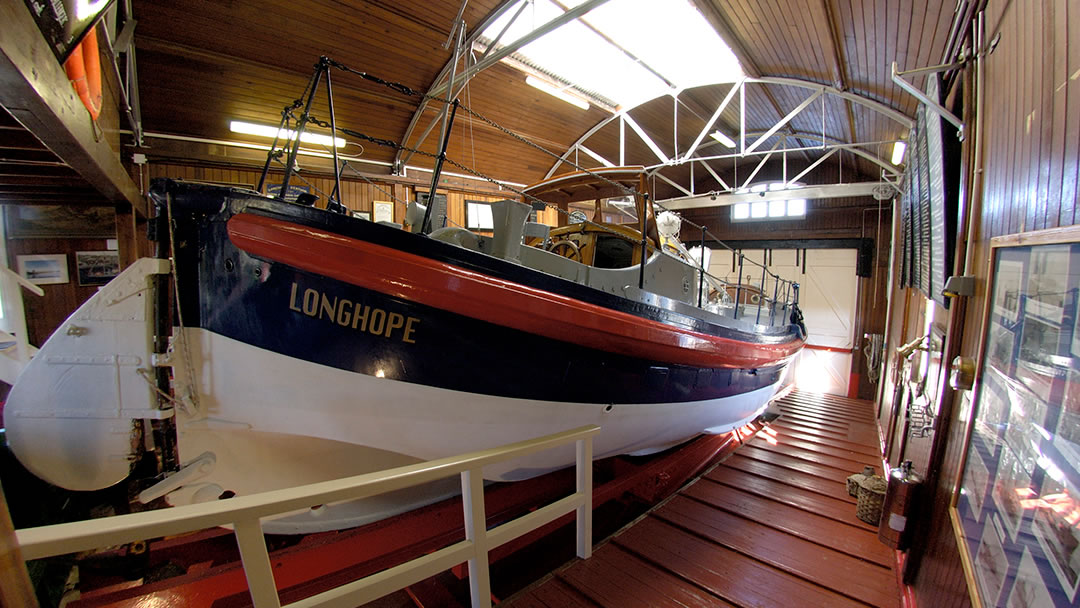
[4,177,804,531]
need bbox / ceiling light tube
[525,76,590,111]
[891,140,906,165]
[709,130,736,148]
[230,120,346,148]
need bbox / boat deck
[505,390,901,608]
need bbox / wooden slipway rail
[506,390,901,608]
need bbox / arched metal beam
[545,77,914,179]
[747,77,913,128]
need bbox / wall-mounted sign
[23,0,116,63]
[267,184,311,204]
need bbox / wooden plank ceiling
[0,107,111,207]
[115,1,956,201]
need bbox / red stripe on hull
[227,214,803,368]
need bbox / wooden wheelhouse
[522,167,661,268]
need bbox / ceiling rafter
[820,0,860,153]
[690,0,813,161]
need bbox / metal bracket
[891,61,965,138]
[942,275,976,298]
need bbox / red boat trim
[227,213,804,368]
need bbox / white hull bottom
[167,329,781,531]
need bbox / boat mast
[421,20,466,234]
[279,57,328,199]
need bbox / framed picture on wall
[75,251,121,286]
[950,226,1080,608]
[5,205,116,238]
[373,201,393,224]
[16,254,69,285]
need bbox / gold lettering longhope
[288,282,420,343]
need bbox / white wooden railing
[16,425,600,608]
[0,263,43,384]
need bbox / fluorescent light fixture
[709,130,736,148]
[230,120,346,148]
[769,200,786,217]
[751,201,768,218]
[891,141,906,165]
[732,203,749,220]
[787,199,806,216]
[525,76,590,110]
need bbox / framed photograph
[75,251,121,286]
[974,515,1009,607]
[5,205,116,238]
[1007,548,1055,608]
[990,446,1031,542]
[994,259,1024,323]
[1032,473,1080,601]
[352,211,371,221]
[950,226,1080,608]
[961,437,990,522]
[986,322,1016,377]
[373,201,394,224]
[17,254,69,285]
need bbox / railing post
[755,263,767,325]
[771,275,779,325]
[576,437,593,559]
[734,253,744,319]
[697,225,706,308]
[233,518,281,608]
[461,469,492,608]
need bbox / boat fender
[790,305,807,338]
[63,28,103,121]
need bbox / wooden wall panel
[5,237,116,346]
[148,161,550,230]
[875,1,1079,606]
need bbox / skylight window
[480,0,742,109]
[730,181,808,222]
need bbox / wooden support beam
[115,204,140,268]
[0,3,145,217]
[0,483,38,608]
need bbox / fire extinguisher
[878,460,923,550]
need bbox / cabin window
[465,201,495,231]
[594,235,634,268]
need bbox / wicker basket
[856,475,888,525]
[846,465,877,497]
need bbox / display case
[951,227,1080,607]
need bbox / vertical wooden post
[0,483,38,608]
[576,437,593,559]
[461,469,491,608]
[233,518,281,608]
[115,202,140,269]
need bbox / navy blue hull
[155,180,798,406]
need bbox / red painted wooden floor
[504,390,901,608]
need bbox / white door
[708,248,859,396]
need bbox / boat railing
[14,425,601,608]
[0,263,44,384]
[248,56,802,327]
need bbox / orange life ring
[63,28,102,120]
